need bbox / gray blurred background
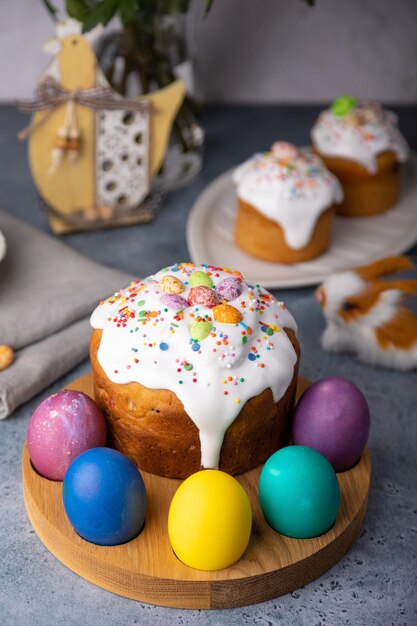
[1,0,417,103]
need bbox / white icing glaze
[233,145,343,250]
[311,102,409,173]
[90,263,298,469]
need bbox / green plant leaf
[204,0,214,15]
[66,0,90,22]
[119,0,140,26]
[81,0,119,32]
[41,0,59,20]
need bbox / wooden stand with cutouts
[22,374,371,609]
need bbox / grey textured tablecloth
[0,210,132,418]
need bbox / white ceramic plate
[187,154,417,289]
[0,230,6,264]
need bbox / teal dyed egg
[258,446,340,539]
[189,270,213,288]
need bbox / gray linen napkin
[0,211,133,418]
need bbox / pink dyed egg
[27,390,107,481]
[188,286,218,308]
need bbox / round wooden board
[22,373,371,609]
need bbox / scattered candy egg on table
[63,447,146,546]
[292,377,370,472]
[213,303,242,324]
[188,270,213,288]
[159,275,185,294]
[188,286,217,308]
[215,277,242,302]
[0,344,14,371]
[27,390,106,481]
[259,446,340,539]
[168,470,252,571]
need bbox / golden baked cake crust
[235,199,335,264]
[90,327,300,479]
[314,150,401,217]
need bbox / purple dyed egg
[216,277,242,302]
[161,294,188,310]
[292,377,370,472]
[27,390,107,481]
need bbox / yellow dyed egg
[168,470,252,571]
[213,303,242,324]
[159,275,185,295]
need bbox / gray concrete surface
[0,105,416,625]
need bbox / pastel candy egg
[63,448,146,546]
[213,303,242,324]
[270,141,299,160]
[358,101,384,124]
[189,270,213,288]
[188,286,217,308]
[168,470,252,570]
[331,95,357,117]
[292,377,370,472]
[215,277,242,302]
[190,321,212,341]
[161,294,188,310]
[27,390,107,481]
[159,275,185,294]
[259,446,340,539]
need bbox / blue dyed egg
[259,446,340,539]
[63,448,146,546]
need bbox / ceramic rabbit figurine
[316,256,417,369]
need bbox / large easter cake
[90,263,300,478]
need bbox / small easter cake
[311,96,409,217]
[90,263,300,479]
[234,142,343,264]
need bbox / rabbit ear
[379,279,417,296]
[356,256,414,280]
